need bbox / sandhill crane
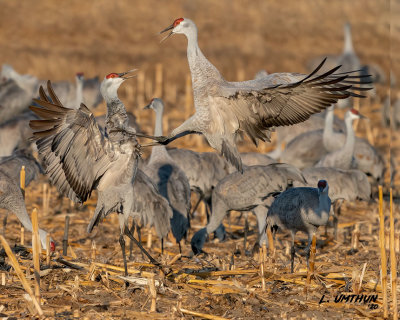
[0,149,42,187]
[0,169,54,250]
[143,98,191,253]
[158,18,370,172]
[190,163,306,255]
[316,109,363,169]
[265,180,331,273]
[29,72,163,275]
[293,167,371,237]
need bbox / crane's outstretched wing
[218,59,371,146]
[29,81,111,203]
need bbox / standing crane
[158,18,370,172]
[29,72,163,275]
[143,98,191,253]
[293,167,371,237]
[265,180,331,273]
[316,109,364,169]
[190,163,306,255]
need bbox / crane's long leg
[124,226,161,267]
[333,199,343,239]
[243,212,249,254]
[305,233,314,269]
[136,224,145,260]
[290,231,296,273]
[129,221,135,261]
[119,234,128,276]
[190,193,204,219]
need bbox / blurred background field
[0,0,399,319]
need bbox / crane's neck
[343,24,354,53]
[314,190,331,226]
[149,105,172,163]
[323,106,334,145]
[76,78,83,105]
[185,26,224,86]
[343,115,356,153]
[12,73,38,95]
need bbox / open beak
[358,113,367,119]
[118,69,137,80]
[143,103,151,110]
[159,24,174,43]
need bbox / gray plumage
[191,163,306,254]
[0,65,102,125]
[265,180,331,272]
[240,152,276,167]
[143,98,191,248]
[0,111,38,157]
[87,169,172,241]
[0,149,42,187]
[0,169,53,250]
[293,167,371,202]
[160,18,370,172]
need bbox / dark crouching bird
[158,18,371,172]
[29,72,165,275]
[264,180,331,273]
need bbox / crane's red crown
[50,240,56,252]
[317,180,327,189]
[350,108,359,115]
[106,73,119,79]
[76,72,84,77]
[173,18,184,27]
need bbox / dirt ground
[0,0,399,319]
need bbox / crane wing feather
[29,81,110,203]
[217,61,371,145]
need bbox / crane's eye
[106,73,119,79]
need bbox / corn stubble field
[0,0,399,319]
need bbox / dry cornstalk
[168,253,181,266]
[259,248,265,291]
[1,272,5,286]
[20,226,25,246]
[351,223,360,250]
[0,235,43,316]
[20,165,25,197]
[378,185,388,318]
[31,208,41,301]
[178,307,229,320]
[148,273,157,312]
[146,229,153,248]
[266,227,275,258]
[389,188,398,320]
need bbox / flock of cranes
[0,17,394,274]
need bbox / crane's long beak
[118,69,137,80]
[143,104,151,110]
[159,24,174,43]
